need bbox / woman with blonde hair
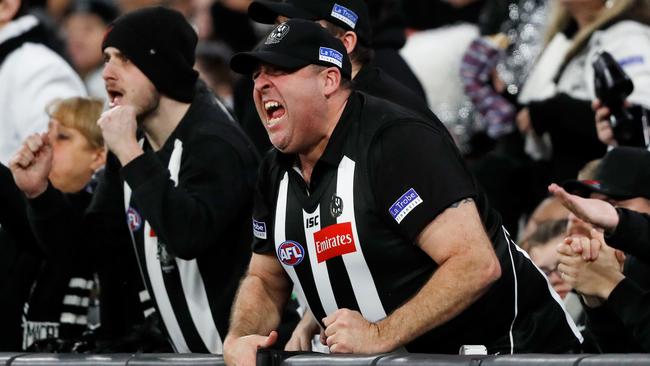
[45,97,106,193]
[0,97,140,352]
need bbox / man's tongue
[111,95,122,107]
[270,107,285,120]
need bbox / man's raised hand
[9,133,53,198]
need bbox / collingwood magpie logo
[330,194,343,218]
[266,23,290,44]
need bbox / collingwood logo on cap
[265,23,290,44]
[319,47,343,68]
[331,3,358,29]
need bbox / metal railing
[1,351,648,365]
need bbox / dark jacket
[582,207,650,352]
[28,84,259,352]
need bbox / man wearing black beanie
[10,6,260,354]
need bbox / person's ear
[89,147,107,172]
[339,31,357,55]
[322,67,342,97]
[0,0,21,24]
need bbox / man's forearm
[228,274,289,338]
[377,254,500,349]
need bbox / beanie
[102,6,199,102]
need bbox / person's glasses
[540,266,560,277]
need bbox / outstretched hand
[548,184,619,232]
[9,133,53,198]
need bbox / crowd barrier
[0,351,648,365]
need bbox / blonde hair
[47,97,104,149]
[544,0,641,65]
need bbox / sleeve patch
[253,219,267,239]
[389,188,423,224]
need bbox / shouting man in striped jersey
[224,19,583,366]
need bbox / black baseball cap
[561,147,650,200]
[230,18,352,79]
[248,0,371,45]
[64,0,119,24]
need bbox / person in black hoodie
[11,7,259,354]
[551,183,650,352]
[550,146,650,352]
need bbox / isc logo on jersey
[277,240,305,266]
[313,222,356,263]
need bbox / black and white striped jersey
[84,87,258,353]
[252,92,582,354]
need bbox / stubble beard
[136,89,161,125]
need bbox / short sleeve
[251,157,276,254]
[369,121,477,242]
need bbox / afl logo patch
[266,23,290,44]
[127,207,142,232]
[277,240,305,266]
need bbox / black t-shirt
[252,91,582,353]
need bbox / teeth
[264,101,280,111]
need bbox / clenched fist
[97,105,143,166]
[9,133,53,198]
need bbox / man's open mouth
[264,100,286,126]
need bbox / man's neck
[141,97,191,151]
[351,60,363,79]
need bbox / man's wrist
[599,273,625,300]
[375,318,400,352]
[603,204,620,233]
[581,294,604,308]
[115,144,144,166]
[25,181,49,199]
